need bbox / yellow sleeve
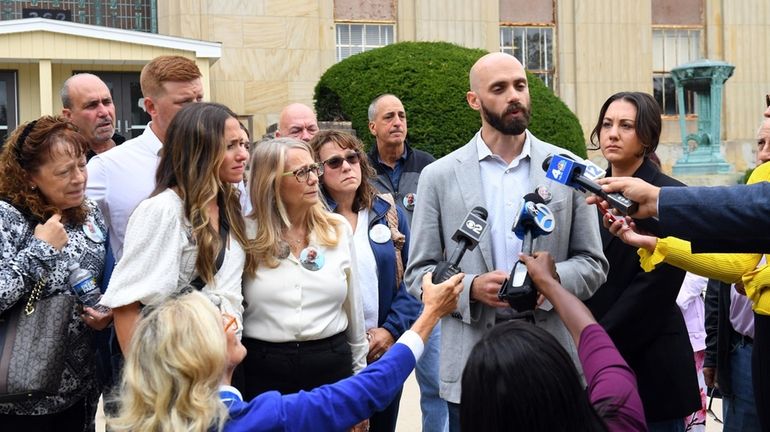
[638,236,761,284]
[743,262,770,315]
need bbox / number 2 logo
[465,220,483,234]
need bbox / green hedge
[315,41,586,158]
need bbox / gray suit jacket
[404,130,608,403]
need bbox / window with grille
[2,0,157,33]
[652,28,702,116]
[499,26,554,90]
[335,23,394,62]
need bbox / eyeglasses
[323,151,361,170]
[282,162,324,183]
[223,313,238,333]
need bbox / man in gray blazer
[404,52,608,431]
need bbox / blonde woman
[241,138,366,399]
[101,102,256,351]
[109,274,463,432]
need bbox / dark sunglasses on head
[323,151,361,170]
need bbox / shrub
[315,41,586,158]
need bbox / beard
[481,100,531,136]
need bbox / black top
[585,157,701,422]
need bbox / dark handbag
[0,278,75,402]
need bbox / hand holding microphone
[431,206,489,285]
[498,191,555,311]
[543,154,639,216]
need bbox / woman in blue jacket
[310,130,422,432]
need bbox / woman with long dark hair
[101,102,255,351]
[584,91,700,431]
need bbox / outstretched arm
[519,252,595,345]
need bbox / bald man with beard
[403,52,607,431]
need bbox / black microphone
[431,206,489,284]
[542,154,639,215]
[498,191,556,311]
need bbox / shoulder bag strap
[189,202,230,291]
[378,193,406,287]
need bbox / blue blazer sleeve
[224,343,416,432]
[659,182,770,252]
[381,206,421,340]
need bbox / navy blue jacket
[368,142,435,227]
[327,195,421,339]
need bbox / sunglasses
[223,313,239,333]
[322,151,361,170]
[282,162,324,183]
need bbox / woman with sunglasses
[240,137,367,404]
[309,130,421,432]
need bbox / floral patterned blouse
[0,199,106,419]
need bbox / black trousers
[242,332,353,400]
[0,397,89,432]
[752,313,770,432]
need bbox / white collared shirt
[86,125,162,260]
[242,214,368,372]
[101,189,246,327]
[476,130,531,273]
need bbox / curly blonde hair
[108,291,229,432]
[248,138,343,268]
[0,116,89,225]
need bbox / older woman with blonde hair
[241,137,367,400]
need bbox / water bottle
[68,261,101,307]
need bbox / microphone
[498,191,556,311]
[542,154,639,216]
[431,206,489,285]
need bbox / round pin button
[299,246,325,271]
[82,218,105,243]
[369,224,391,244]
[403,193,416,211]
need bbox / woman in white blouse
[241,137,367,400]
[102,102,256,351]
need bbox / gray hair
[367,93,398,121]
